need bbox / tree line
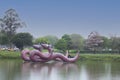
[33,32,120,53]
[0,9,33,50]
[0,9,120,53]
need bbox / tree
[62,34,73,52]
[70,34,84,50]
[12,33,33,50]
[44,35,58,46]
[0,9,25,46]
[0,19,6,33]
[85,31,103,53]
[110,36,120,53]
[54,39,67,52]
[0,32,9,45]
[100,36,110,50]
[0,19,9,45]
[34,37,49,44]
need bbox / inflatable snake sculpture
[21,44,79,63]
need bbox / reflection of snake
[21,44,79,63]
[21,61,79,79]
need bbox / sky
[0,0,120,38]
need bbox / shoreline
[0,51,120,61]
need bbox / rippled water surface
[0,60,120,80]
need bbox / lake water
[0,60,120,80]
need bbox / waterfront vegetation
[79,54,120,62]
[0,51,20,59]
[1,51,120,62]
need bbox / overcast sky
[0,0,120,38]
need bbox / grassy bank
[78,54,120,61]
[0,51,120,61]
[0,51,21,59]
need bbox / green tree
[70,34,84,50]
[110,36,120,53]
[54,39,67,52]
[34,37,49,44]
[0,19,8,45]
[0,19,6,33]
[101,36,110,50]
[0,9,25,46]
[12,33,33,50]
[44,35,58,46]
[0,32,9,45]
[62,34,73,52]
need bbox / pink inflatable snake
[21,44,79,63]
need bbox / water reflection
[79,65,88,80]
[0,60,120,80]
[22,61,79,80]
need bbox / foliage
[34,37,49,44]
[70,34,84,50]
[54,39,67,52]
[100,36,110,50]
[0,19,6,33]
[12,33,33,50]
[78,54,120,61]
[0,51,20,59]
[54,34,84,52]
[0,9,25,46]
[0,32,9,45]
[85,31,103,52]
[44,35,58,46]
[62,34,73,51]
[110,36,120,52]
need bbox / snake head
[41,43,53,49]
[33,44,42,51]
[41,44,53,50]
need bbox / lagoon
[0,60,120,80]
